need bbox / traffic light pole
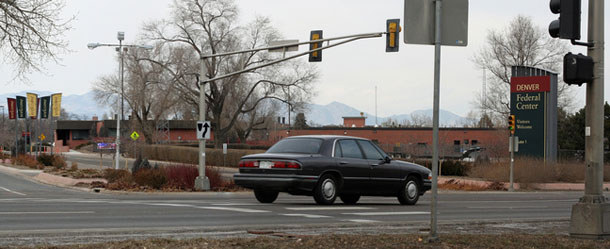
[428,0,442,243]
[569,0,610,239]
[509,135,514,192]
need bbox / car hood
[393,160,431,174]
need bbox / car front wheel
[254,190,279,203]
[397,176,420,205]
[313,175,338,205]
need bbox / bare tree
[93,46,181,144]
[141,0,318,147]
[0,0,72,81]
[472,15,572,122]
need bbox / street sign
[403,0,469,46]
[130,131,140,141]
[223,143,228,154]
[196,121,211,140]
[39,133,45,141]
[268,40,299,53]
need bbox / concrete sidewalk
[0,164,107,189]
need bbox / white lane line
[0,198,42,202]
[346,219,380,223]
[145,203,195,208]
[285,207,374,211]
[282,213,331,218]
[195,206,270,213]
[467,206,549,209]
[0,186,26,196]
[0,211,95,215]
[344,211,430,216]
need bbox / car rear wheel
[398,176,420,205]
[254,190,279,203]
[313,175,338,205]
[340,194,360,205]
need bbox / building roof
[56,120,97,130]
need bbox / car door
[358,140,403,192]
[334,139,370,192]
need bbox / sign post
[195,58,211,191]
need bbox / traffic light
[309,30,323,62]
[508,115,516,135]
[564,52,593,86]
[548,0,581,40]
[386,19,401,52]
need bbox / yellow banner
[52,93,62,117]
[26,92,38,117]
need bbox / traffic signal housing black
[309,30,323,62]
[508,115,516,135]
[548,0,581,40]
[386,19,401,52]
[564,52,593,86]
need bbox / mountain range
[0,91,468,127]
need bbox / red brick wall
[343,117,366,128]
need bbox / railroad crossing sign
[196,121,211,140]
[39,133,45,141]
[130,131,140,141]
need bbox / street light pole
[87,31,152,170]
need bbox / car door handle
[339,161,348,165]
[370,163,379,166]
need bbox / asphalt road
[0,167,587,246]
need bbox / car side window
[338,140,363,159]
[334,142,343,157]
[358,140,385,160]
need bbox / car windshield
[266,138,323,154]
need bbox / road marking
[196,206,270,213]
[467,206,549,209]
[344,211,430,216]
[0,211,95,215]
[282,213,331,218]
[285,207,374,211]
[346,219,380,223]
[0,186,26,196]
[146,203,195,208]
[0,198,42,202]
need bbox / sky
[0,0,606,118]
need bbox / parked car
[234,135,432,205]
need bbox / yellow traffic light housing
[508,115,516,135]
[386,19,401,52]
[309,30,323,62]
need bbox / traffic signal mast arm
[199,32,385,84]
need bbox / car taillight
[272,161,301,169]
[239,160,258,168]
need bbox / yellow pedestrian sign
[39,133,46,141]
[130,131,140,141]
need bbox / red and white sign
[511,76,551,93]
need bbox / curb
[438,176,610,191]
[0,164,107,190]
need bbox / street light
[87,31,152,170]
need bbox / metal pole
[120,40,124,121]
[428,0,442,242]
[195,56,211,190]
[569,0,609,239]
[508,134,510,192]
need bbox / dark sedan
[234,135,432,205]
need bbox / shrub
[103,169,135,190]
[52,156,67,169]
[164,165,198,190]
[439,160,471,176]
[134,168,167,189]
[70,162,79,171]
[37,154,55,166]
[16,155,40,169]
[74,141,95,150]
[132,157,151,174]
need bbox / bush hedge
[139,145,265,167]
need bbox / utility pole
[195,57,211,191]
[569,0,610,239]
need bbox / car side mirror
[384,156,392,164]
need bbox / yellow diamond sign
[130,131,140,141]
[39,133,46,141]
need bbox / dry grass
[468,158,610,184]
[438,179,506,191]
[18,234,610,249]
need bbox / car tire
[313,174,338,205]
[340,194,360,205]
[398,176,420,205]
[254,190,279,203]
